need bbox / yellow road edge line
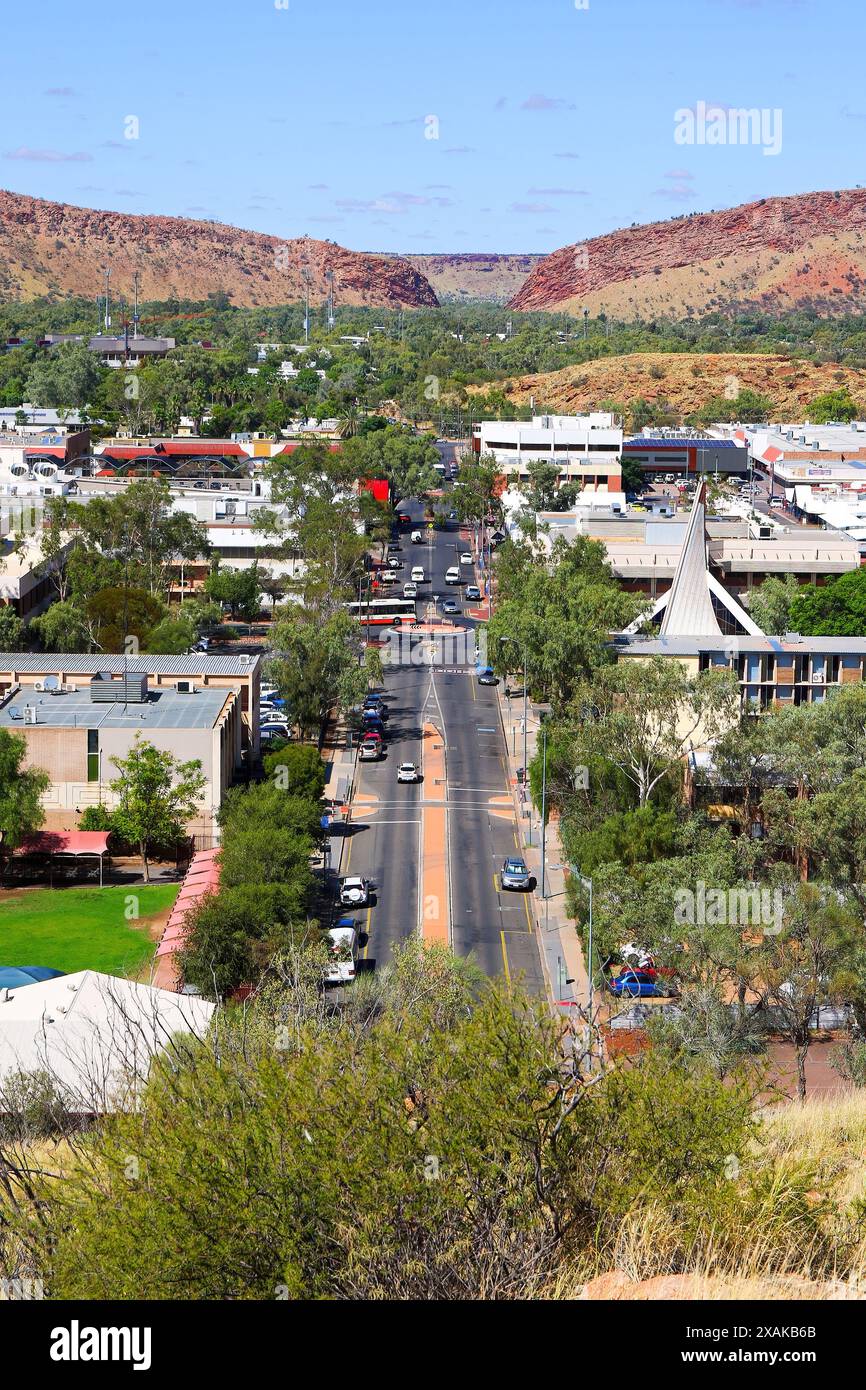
[500,931,511,983]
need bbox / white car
[339,876,369,906]
[324,925,358,985]
[403,582,418,598]
[459,552,473,565]
[411,530,423,543]
[397,761,420,783]
[444,566,460,584]
[410,566,425,583]
[619,941,653,968]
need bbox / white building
[473,412,623,489]
[0,970,215,1114]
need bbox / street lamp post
[540,722,547,899]
[501,637,528,799]
[573,867,594,1063]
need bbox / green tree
[28,599,90,654]
[204,565,261,622]
[24,342,102,416]
[560,656,740,807]
[807,388,860,424]
[0,606,24,651]
[109,736,206,880]
[787,567,866,636]
[487,536,642,710]
[85,587,165,654]
[269,609,366,738]
[144,616,197,654]
[0,728,49,855]
[259,743,326,800]
[747,573,800,635]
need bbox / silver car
[501,857,530,890]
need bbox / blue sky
[2,0,863,255]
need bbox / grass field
[0,884,179,978]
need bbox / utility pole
[325,270,335,331]
[301,269,312,344]
[102,265,112,333]
[540,723,547,898]
[132,270,141,339]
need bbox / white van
[411,530,423,544]
[410,566,425,583]
[445,566,461,584]
[378,570,398,585]
[325,924,358,985]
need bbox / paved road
[343,488,546,994]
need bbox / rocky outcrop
[508,188,866,320]
[405,253,541,303]
[0,189,439,308]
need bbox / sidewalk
[320,711,359,883]
[496,687,592,1015]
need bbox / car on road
[607,969,673,999]
[440,598,460,615]
[339,876,370,907]
[324,923,359,985]
[770,494,785,506]
[459,552,473,565]
[387,542,401,552]
[476,666,499,686]
[444,566,461,584]
[411,529,423,543]
[501,856,531,890]
[397,761,420,783]
[386,556,402,569]
[359,734,382,760]
[403,582,418,599]
[363,716,386,739]
[410,566,425,583]
[397,512,412,525]
[376,570,398,586]
[464,585,481,601]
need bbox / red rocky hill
[508,188,866,320]
[0,189,439,308]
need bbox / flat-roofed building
[0,671,247,834]
[0,651,261,772]
[472,413,623,490]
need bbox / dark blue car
[607,969,663,999]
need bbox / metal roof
[624,438,741,448]
[0,653,259,676]
[618,635,866,655]
[0,686,230,731]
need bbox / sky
[2,0,864,257]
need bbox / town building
[0,654,262,832]
[473,413,623,491]
[0,970,215,1113]
[617,483,866,712]
[87,334,176,368]
[622,433,748,479]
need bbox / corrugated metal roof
[0,653,259,676]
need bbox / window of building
[87,729,99,782]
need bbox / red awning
[14,831,111,857]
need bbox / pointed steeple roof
[625,482,764,638]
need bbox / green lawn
[0,884,180,978]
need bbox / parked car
[324,923,359,985]
[459,552,473,565]
[608,969,669,998]
[340,876,370,907]
[387,542,401,553]
[397,761,420,783]
[363,704,388,723]
[501,856,531,890]
[411,529,423,543]
[397,512,412,525]
[387,556,402,569]
[377,571,398,586]
[465,585,481,601]
[359,735,382,761]
[476,666,498,686]
[410,566,425,583]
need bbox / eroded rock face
[0,189,439,308]
[577,1271,865,1300]
[507,189,866,319]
